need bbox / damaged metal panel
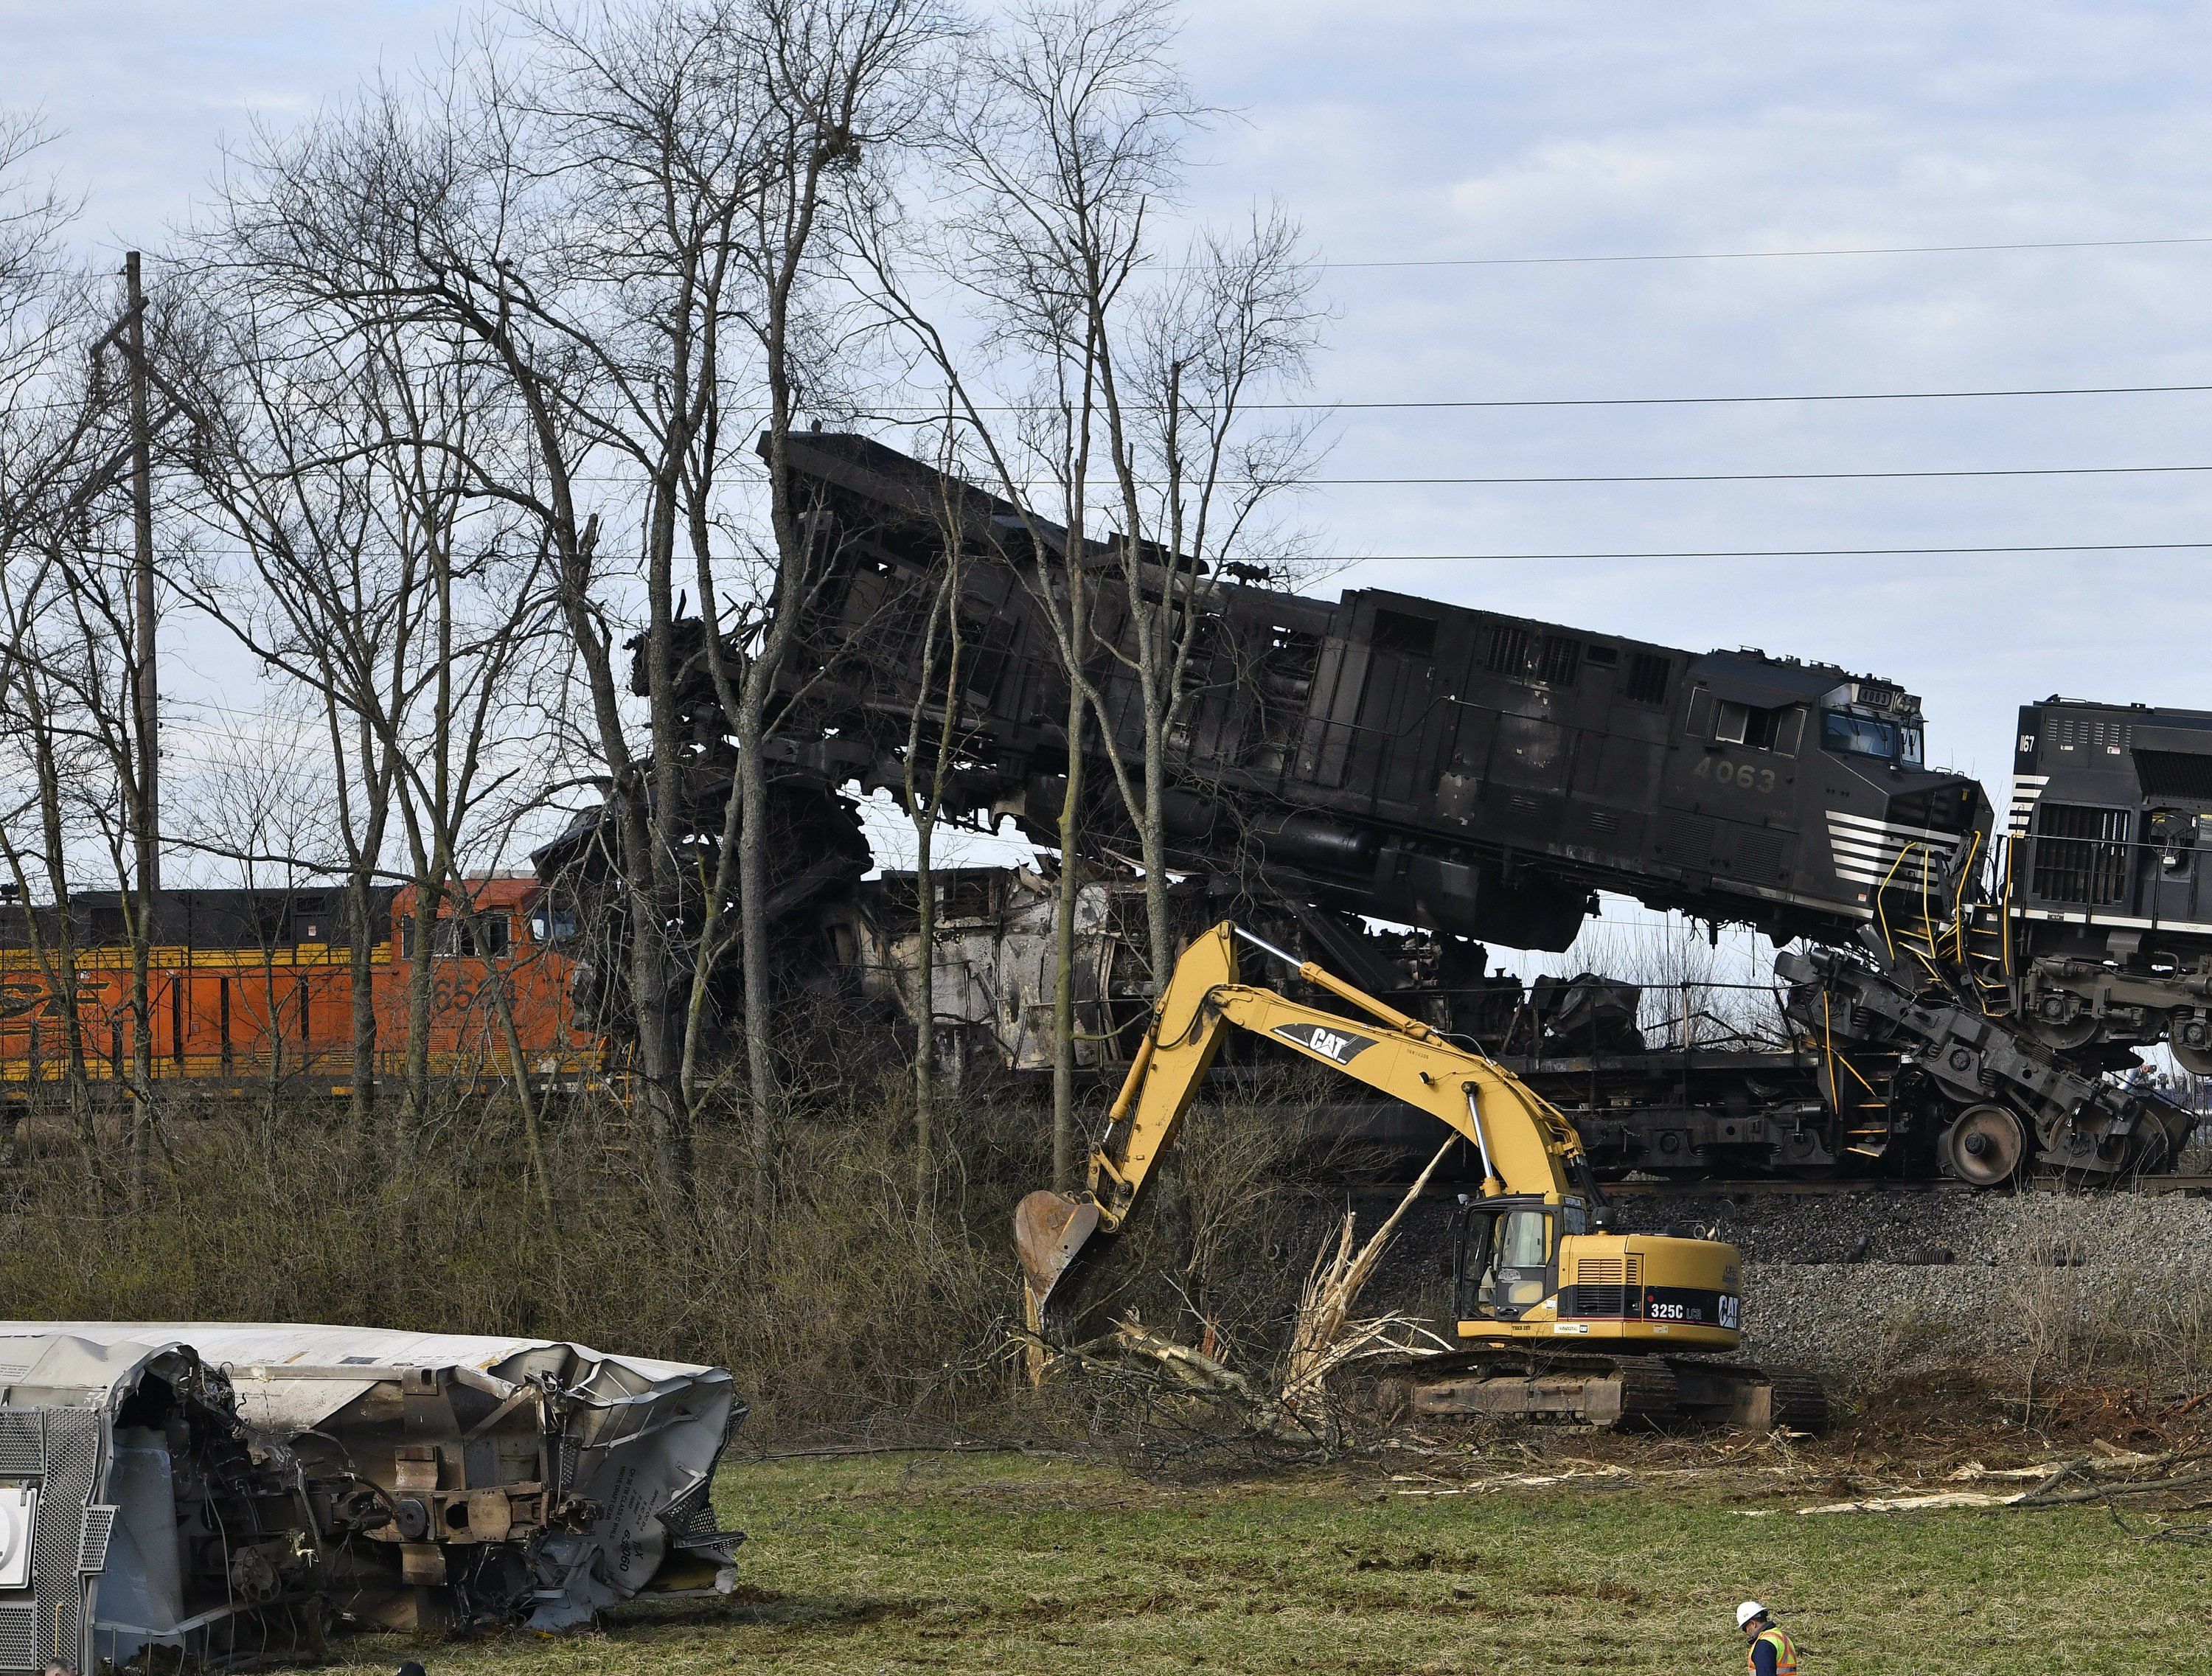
[836,868,1138,1072]
[0,1329,323,1674]
[4,1324,744,1635]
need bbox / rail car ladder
[1811,983,1896,1160]
[1959,904,2014,1015]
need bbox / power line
[1309,539,2212,563]
[1100,463,2212,487]
[21,378,2212,421]
[562,460,2212,487]
[131,233,2212,271]
[1317,463,2212,484]
[1260,380,2212,413]
[1320,234,2212,270]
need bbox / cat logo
[1271,1021,1375,1065]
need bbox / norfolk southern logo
[1272,1021,1376,1065]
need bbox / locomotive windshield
[1822,709,1924,768]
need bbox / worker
[1736,1602,1798,1674]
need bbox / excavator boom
[1018,922,1584,1318]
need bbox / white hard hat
[1736,1602,1769,1629]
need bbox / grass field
[313,1444,2212,1676]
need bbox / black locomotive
[768,431,1994,956]
[2000,698,2212,1068]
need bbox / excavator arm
[1015,922,1593,1319]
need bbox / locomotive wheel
[2173,1039,2212,1077]
[1939,1103,2028,1188]
[2029,1014,2100,1051]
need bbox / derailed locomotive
[2003,697,2212,1068]
[751,431,1992,959]
[531,428,2195,1186]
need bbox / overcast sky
[10,0,2212,925]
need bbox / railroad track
[1602,1175,2212,1197]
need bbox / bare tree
[892,423,973,1184]
[166,284,558,1165]
[1093,208,1324,979]
[855,0,1322,1179]
[210,0,946,1223]
[39,517,174,1200]
[0,120,162,1197]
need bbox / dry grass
[0,1061,1380,1442]
[0,1073,1029,1439]
[2000,1193,2212,1415]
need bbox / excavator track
[1371,1350,1829,1433]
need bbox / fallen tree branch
[1276,1138,1458,1430]
[2016,1466,2212,1508]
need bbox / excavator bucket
[1014,1190,1101,1324]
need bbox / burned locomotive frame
[535,429,2192,1186]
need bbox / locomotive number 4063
[1693,756,1777,795]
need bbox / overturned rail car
[753,431,1994,958]
[5,1324,744,1635]
[0,1329,325,1675]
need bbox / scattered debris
[1794,1446,2212,1515]
[1276,1138,1458,1429]
[1392,1464,1635,1497]
[1799,1490,2021,1515]
[1040,1140,1454,1449]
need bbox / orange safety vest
[1747,1625,1799,1675]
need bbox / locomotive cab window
[1822,711,1922,766]
[452,915,510,957]
[529,901,581,943]
[1371,609,1437,658]
[1715,700,1788,751]
[404,914,512,958]
[1823,712,1893,757]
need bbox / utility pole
[124,251,159,891]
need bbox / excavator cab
[1453,1195,1576,1322]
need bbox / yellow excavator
[1015,923,1826,1430]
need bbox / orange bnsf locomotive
[0,878,588,1102]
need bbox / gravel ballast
[1613,1187,2212,1390]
